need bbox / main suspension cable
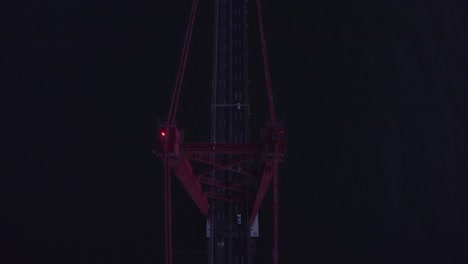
[255,0,276,127]
[168,0,200,124]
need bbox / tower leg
[273,157,278,264]
[164,154,172,264]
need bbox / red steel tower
[154,0,286,263]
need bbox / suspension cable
[255,0,276,127]
[168,0,200,124]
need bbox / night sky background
[2,0,468,263]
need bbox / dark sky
[2,0,468,263]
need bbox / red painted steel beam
[190,156,257,179]
[250,160,274,225]
[205,191,249,202]
[273,145,279,264]
[198,176,246,193]
[182,143,262,154]
[171,157,210,218]
[195,166,253,179]
[163,148,172,264]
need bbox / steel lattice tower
[154,1,285,263]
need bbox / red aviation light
[159,129,169,141]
